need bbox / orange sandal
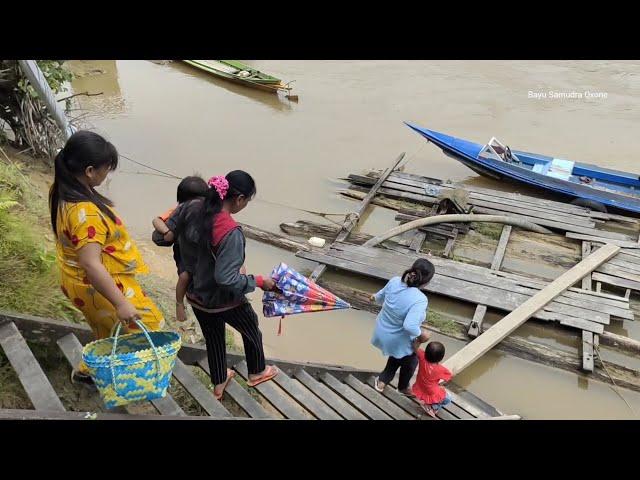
[246,365,279,387]
[213,369,236,400]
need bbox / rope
[117,152,356,225]
[591,341,638,418]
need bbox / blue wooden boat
[406,122,640,215]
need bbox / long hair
[401,258,435,288]
[198,170,256,250]
[49,130,119,236]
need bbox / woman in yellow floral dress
[49,130,164,383]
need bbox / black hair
[198,170,256,250]
[49,130,119,236]
[177,175,208,203]
[401,258,435,288]
[425,341,446,363]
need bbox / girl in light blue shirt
[371,258,435,395]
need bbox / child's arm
[153,216,170,234]
[152,217,175,244]
[412,326,430,352]
[175,271,190,322]
[438,365,453,385]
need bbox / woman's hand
[176,302,187,322]
[261,277,276,291]
[116,301,141,325]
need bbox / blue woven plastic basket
[82,320,181,409]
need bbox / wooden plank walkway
[348,172,637,241]
[296,241,633,334]
[0,312,514,420]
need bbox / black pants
[193,302,266,385]
[378,353,418,391]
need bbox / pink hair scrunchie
[208,176,229,200]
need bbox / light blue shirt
[370,276,428,359]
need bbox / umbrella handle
[277,316,284,336]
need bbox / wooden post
[310,152,406,281]
[444,243,620,376]
[580,241,596,372]
[468,225,511,338]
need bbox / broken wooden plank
[566,232,640,248]
[409,231,427,252]
[592,272,640,292]
[582,331,595,372]
[582,242,592,290]
[310,152,406,281]
[443,228,458,258]
[443,243,619,375]
[0,322,65,412]
[468,225,512,338]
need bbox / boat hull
[407,122,640,215]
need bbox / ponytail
[401,258,435,288]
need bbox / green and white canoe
[183,60,293,94]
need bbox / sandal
[397,387,414,397]
[213,369,236,401]
[71,369,94,386]
[420,403,437,418]
[374,377,385,393]
[247,365,279,387]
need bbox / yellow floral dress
[56,201,165,347]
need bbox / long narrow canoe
[183,60,293,94]
[406,122,640,215]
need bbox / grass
[470,222,503,241]
[426,310,461,335]
[0,158,81,321]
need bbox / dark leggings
[193,302,266,385]
[378,353,418,391]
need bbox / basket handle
[109,319,163,395]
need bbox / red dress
[412,349,452,404]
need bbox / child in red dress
[412,340,453,418]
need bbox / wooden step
[197,358,272,419]
[344,375,413,420]
[0,408,244,420]
[271,368,342,420]
[320,372,392,420]
[364,377,426,419]
[172,358,232,417]
[0,322,65,412]
[294,369,366,420]
[234,361,314,420]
